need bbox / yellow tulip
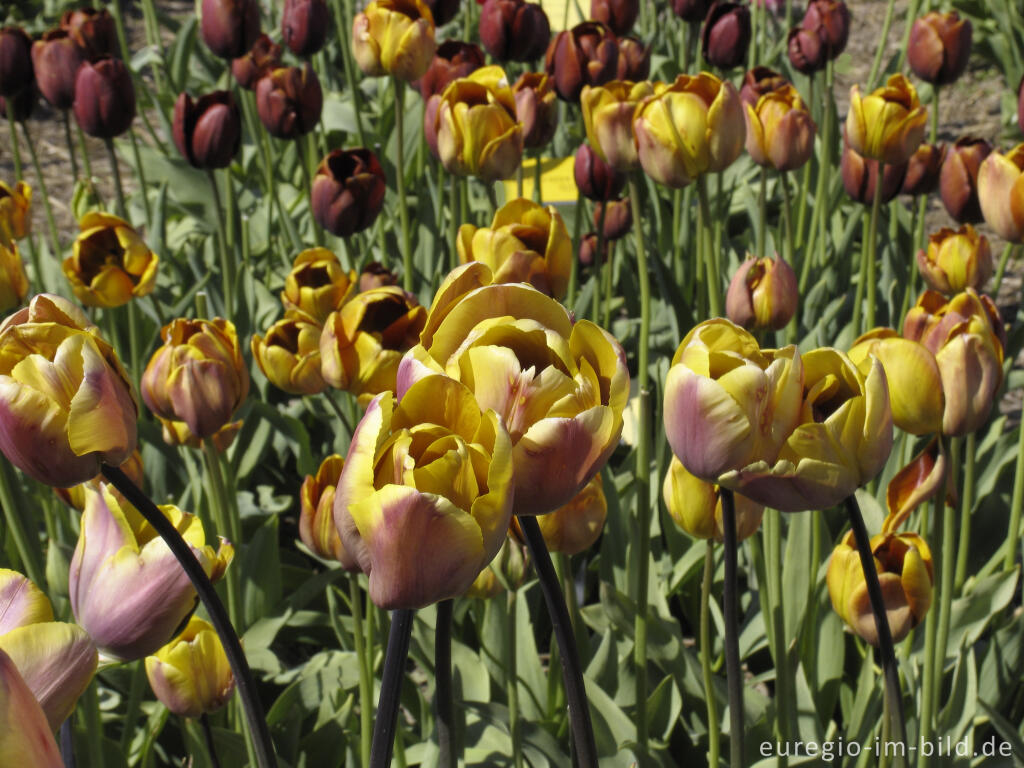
[535,474,607,555]
[744,82,816,172]
[580,79,654,172]
[916,224,993,294]
[0,180,31,244]
[977,143,1024,243]
[352,0,436,82]
[251,312,326,395]
[465,536,528,600]
[280,247,357,324]
[299,454,360,570]
[662,456,763,541]
[63,212,159,308]
[145,617,235,718]
[845,74,927,165]
[0,240,28,314]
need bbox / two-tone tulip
[513,72,558,149]
[352,0,436,82]
[311,149,387,238]
[63,212,159,308]
[663,456,763,541]
[840,134,907,205]
[744,82,815,171]
[978,143,1024,242]
[252,313,326,395]
[532,474,607,555]
[255,64,323,139]
[145,617,235,717]
[739,65,787,106]
[907,11,971,86]
[845,74,927,166]
[916,225,992,294]
[281,0,329,56]
[0,181,30,244]
[901,142,945,196]
[31,30,86,111]
[725,254,798,331]
[299,454,359,569]
[416,41,486,99]
[581,79,653,173]
[280,247,356,323]
[544,21,619,102]
[479,0,551,63]
[0,241,27,313]
[173,91,241,169]
[73,57,135,138]
[940,136,991,223]
[0,649,62,767]
[200,0,261,60]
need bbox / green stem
[22,124,61,257]
[449,173,460,272]
[720,490,744,768]
[64,111,79,181]
[994,243,1015,294]
[567,192,583,308]
[200,714,222,768]
[867,0,898,90]
[929,87,939,145]
[953,432,975,592]
[200,437,242,632]
[119,661,146,754]
[393,80,413,292]
[297,135,324,246]
[1004,410,1024,572]
[700,541,721,767]
[205,170,234,320]
[6,94,23,182]
[865,163,884,333]
[918,460,944,768]
[765,509,790,746]
[592,201,608,324]
[0,458,45,588]
[779,171,793,265]
[350,577,372,768]
[434,600,456,768]
[83,678,105,768]
[696,176,721,317]
[75,119,94,182]
[506,589,523,768]
[105,139,128,219]
[333,0,367,146]
[896,0,923,73]
[533,152,542,204]
[932,436,960,726]
[794,77,814,248]
[757,169,767,259]
[128,131,152,225]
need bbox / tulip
[359,262,399,291]
[840,135,908,205]
[299,454,360,569]
[352,0,437,82]
[55,448,144,511]
[0,570,52,632]
[580,79,654,172]
[415,41,486,99]
[319,287,427,401]
[200,0,261,60]
[739,66,788,106]
[282,0,329,56]
[70,485,233,661]
[435,65,523,182]
[252,313,326,395]
[0,649,63,767]
[577,232,606,267]
[725,254,798,331]
[311,148,387,238]
[0,181,31,244]
[456,197,572,300]
[145,617,235,718]
[827,529,932,645]
[744,82,816,171]
[663,456,763,541]
[334,374,516,608]
[231,34,282,90]
[280,247,356,323]
[31,30,86,111]
[916,225,992,294]
[172,91,241,169]
[60,8,118,61]
[978,143,1024,242]
[593,197,631,240]
[141,317,249,440]
[701,1,751,70]
[574,144,624,201]
[801,0,850,58]
[0,27,33,98]
[845,74,927,166]
[63,212,159,308]
[531,474,607,554]
[465,536,528,599]
[73,57,135,138]
[940,136,991,224]
[0,241,28,313]
[513,72,558,149]
[479,0,551,62]
[885,437,951,528]
[398,262,629,515]
[672,0,710,22]
[590,0,637,36]
[255,64,322,139]
[544,21,619,102]
[615,35,649,81]
[0,294,137,487]
[787,25,827,75]
[634,72,746,188]
[907,12,971,86]
[901,142,945,196]
[425,0,460,25]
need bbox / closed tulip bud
[916,225,992,294]
[334,374,516,608]
[352,0,437,82]
[320,287,426,401]
[255,64,322,139]
[841,135,908,205]
[201,0,261,60]
[479,0,550,62]
[739,66,788,106]
[672,0,710,22]
[590,0,638,36]
[615,35,649,81]
[0,27,33,98]
[0,294,137,487]
[532,474,607,554]
[828,530,932,645]
[465,536,528,599]
[0,649,63,767]
[311,148,387,238]
[172,91,241,169]
[802,0,850,58]
[581,79,654,172]
[415,40,485,99]
[282,0,329,56]
[231,35,282,90]
[252,313,326,395]
[744,82,816,171]
[141,317,249,440]
[63,212,159,308]
[725,254,798,331]
[907,12,971,86]
[787,25,828,75]
[299,454,360,568]
[513,72,557,149]
[593,197,631,241]
[436,66,523,182]
[399,262,629,515]
[457,197,572,299]
[846,74,927,166]
[544,21,619,102]
[578,231,606,266]
[0,84,35,122]
[663,456,763,541]
[146,617,235,718]
[281,247,357,324]
[31,30,86,111]
[0,181,31,243]
[940,136,991,223]
[574,144,624,201]
[73,57,135,138]
[701,1,751,70]
[901,142,945,196]
[60,8,118,61]
[425,0,460,25]
[634,72,746,188]
[0,241,28,313]
[360,262,399,291]
[978,143,1024,242]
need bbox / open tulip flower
[70,485,234,661]
[299,454,360,569]
[744,82,816,172]
[845,74,927,166]
[580,79,654,172]
[280,247,357,324]
[352,0,437,83]
[397,262,629,516]
[63,212,160,308]
[145,617,235,718]
[916,225,993,294]
[333,374,515,609]
[977,143,1024,242]
[0,181,31,244]
[544,21,619,102]
[663,456,764,541]
[251,313,327,395]
[0,649,63,767]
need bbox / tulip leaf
[936,646,977,743]
[644,674,682,743]
[978,607,1024,712]
[977,698,1024,763]
[169,16,198,93]
[944,568,1019,659]
[248,399,316,477]
[782,510,813,645]
[242,515,283,627]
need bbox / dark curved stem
[370,609,415,768]
[720,489,744,768]
[99,464,277,768]
[200,714,222,768]
[60,718,75,768]
[435,599,456,768]
[517,515,598,768]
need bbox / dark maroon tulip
[311,149,387,237]
[574,144,624,201]
[425,0,460,26]
[939,136,991,223]
[359,262,399,291]
[672,0,711,22]
[578,232,607,267]
[0,84,36,122]
[60,9,118,61]
[513,72,557,149]
[173,91,241,169]
[593,197,631,240]
[232,35,282,90]
[544,21,619,102]
[281,0,329,57]
[907,11,972,87]
[479,0,551,63]
[1019,75,1024,137]
[787,25,827,75]
[0,27,33,98]
[32,29,87,110]
[590,0,638,36]
[414,40,485,98]
[616,35,650,81]
[255,64,322,138]
[73,57,135,138]
[901,142,946,197]
[841,136,907,205]
[739,65,788,106]
[201,0,261,60]
[802,0,849,59]
[701,1,751,70]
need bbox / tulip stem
[953,432,976,592]
[1005,402,1024,572]
[567,191,583,309]
[435,599,457,768]
[764,508,792,748]
[205,171,234,320]
[349,577,373,768]
[866,0,898,91]
[99,463,278,768]
[393,79,413,292]
[865,163,884,333]
[297,136,324,246]
[200,437,243,632]
[104,138,128,220]
[842,494,907,752]
[517,515,598,767]
[83,679,105,768]
[0,458,45,590]
[994,242,1015,295]
[200,714,222,768]
[779,171,793,265]
[592,201,608,324]
[933,437,960,728]
[757,169,767,259]
[370,608,415,768]
[63,111,80,181]
[700,541,721,768]
[448,173,460,272]
[696,176,721,317]
[332,0,367,148]
[75,119,94,185]
[506,589,524,768]
[720,489,744,768]
[5,100,22,181]
[21,123,62,258]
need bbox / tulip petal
[0,649,63,767]
[0,570,53,634]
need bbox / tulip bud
[663,456,763,541]
[615,35,649,81]
[352,0,437,82]
[940,136,991,224]
[415,40,485,99]
[533,474,607,554]
[0,27,33,98]
[60,8,118,61]
[916,225,992,294]
[590,0,638,36]
[255,64,322,139]
[846,74,927,166]
[282,0,329,56]
[787,25,827,75]
[841,135,908,205]
[31,29,85,111]
[672,0,710,22]
[513,72,557,149]
[425,0,460,25]
[907,11,971,86]
[725,254,798,331]
[744,82,816,172]
[479,0,550,63]
[281,247,357,323]
[0,181,30,244]
[574,144,624,201]
[977,143,1024,242]
[901,142,945,196]
[73,57,135,138]
[701,1,751,70]
[201,0,261,60]
[0,649,63,767]
[465,536,528,599]
[359,262,399,291]
[544,21,619,102]
[311,148,387,238]
[252,313,326,395]
[63,212,159,308]
[578,231,606,266]
[581,79,653,173]
[0,241,28,313]
[299,454,360,568]
[172,91,241,170]
[145,617,234,718]
[802,0,849,58]
[593,197,631,240]
[739,65,788,106]
[141,317,249,440]
[231,34,282,90]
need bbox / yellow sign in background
[502,157,578,206]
